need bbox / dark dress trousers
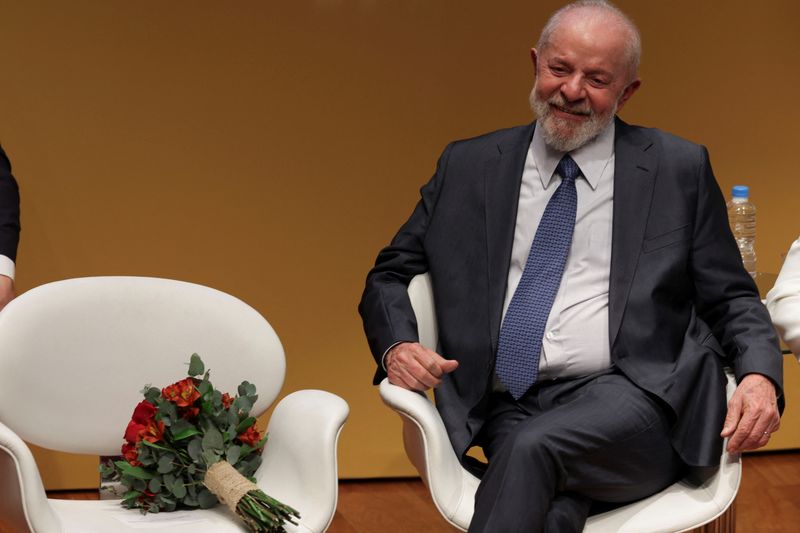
[359,118,783,473]
[0,145,21,262]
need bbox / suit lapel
[609,119,657,348]
[485,122,535,353]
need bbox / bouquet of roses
[100,353,300,532]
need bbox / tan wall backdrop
[1,0,798,488]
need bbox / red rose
[124,420,145,443]
[141,419,165,443]
[162,378,200,407]
[124,400,162,443]
[131,400,157,424]
[121,442,141,466]
[237,425,262,447]
[221,393,234,409]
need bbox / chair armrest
[0,420,60,533]
[379,378,477,529]
[256,390,349,533]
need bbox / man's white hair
[536,0,642,80]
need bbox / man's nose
[560,76,585,102]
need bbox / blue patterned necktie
[495,154,581,400]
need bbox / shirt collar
[531,120,615,191]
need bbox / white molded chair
[0,277,349,533]
[379,273,740,532]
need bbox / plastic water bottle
[726,185,757,277]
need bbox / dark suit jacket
[359,119,783,468]
[0,145,21,261]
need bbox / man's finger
[721,396,743,437]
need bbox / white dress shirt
[766,237,800,358]
[0,254,14,280]
[502,122,615,380]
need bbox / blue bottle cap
[732,185,749,198]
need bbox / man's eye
[551,66,568,74]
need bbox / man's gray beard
[529,87,616,152]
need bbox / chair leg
[0,447,33,533]
[686,498,736,533]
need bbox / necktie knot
[556,154,581,182]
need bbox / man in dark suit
[359,1,782,531]
[0,144,21,311]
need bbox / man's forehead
[548,7,631,50]
[542,10,631,66]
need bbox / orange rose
[221,393,234,409]
[162,378,200,407]
[144,419,165,443]
[121,442,141,466]
[237,425,262,447]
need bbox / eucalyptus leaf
[197,489,218,509]
[202,449,221,465]
[202,425,224,452]
[157,455,175,474]
[234,396,253,414]
[187,437,203,462]
[172,479,187,499]
[148,477,162,493]
[188,353,205,377]
[226,445,241,466]
[143,387,161,404]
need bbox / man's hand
[0,275,14,311]
[386,342,458,392]
[721,373,780,453]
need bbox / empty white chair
[0,276,349,532]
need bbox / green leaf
[143,387,161,404]
[235,416,256,433]
[202,449,220,465]
[115,461,154,480]
[238,381,257,397]
[172,479,187,499]
[157,455,175,474]
[234,396,253,415]
[140,440,172,453]
[122,490,141,503]
[188,353,205,377]
[172,427,202,441]
[187,437,203,462]
[197,489,218,509]
[202,425,224,453]
[226,445,241,466]
[148,477,162,493]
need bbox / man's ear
[617,78,641,110]
[530,48,539,74]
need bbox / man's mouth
[550,103,591,117]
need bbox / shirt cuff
[381,341,412,371]
[0,255,15,280]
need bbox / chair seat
[49,499,317,533]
